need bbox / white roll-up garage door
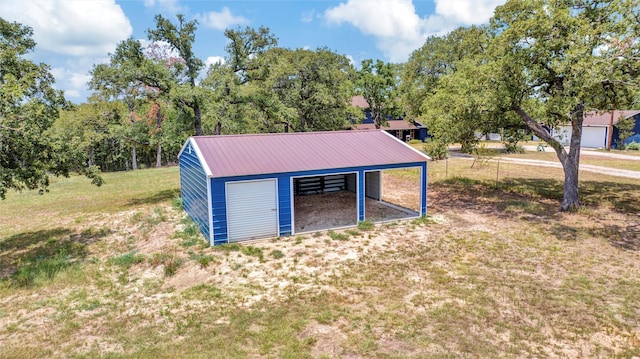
[581,127,607,148]
[226,179,278,242]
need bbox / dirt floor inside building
[294,170,421,233]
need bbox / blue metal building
[178,130,429,245]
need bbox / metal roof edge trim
[380,130,431,161]
[179,137,213,177]
[190,138,213,177]
[191,129,381,140]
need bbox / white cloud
[205,56,226,67]
[434,0,505,25]
[0,0,132,57]
[197,7,249,31]
[301,9,316,23]
[324,0,505,62]
[50,64,92,100]
[345,55,356,67]
[143,0,183,13]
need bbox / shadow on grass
[0,227,112,279]
[431,176,640,250]
[126,188,180,206]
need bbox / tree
[356,59,401,128]
[90,39,146,170]
[0,19,101,199]
[400,26,487,121]
[262,47,356,132]
[148,14,206,136]
[488,0,638,211]
[200,26,278,135]
[401,26,505,153]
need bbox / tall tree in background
[90,38,151,170]
[0,19,101,199]
[488,0,638,211]
[148,14,205,136]
[200,26,278,134]
[400,26,487,121]
[401,26,492,152]
[356,59,401,128]
[264,47,356,132]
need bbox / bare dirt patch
[294,191,415,233]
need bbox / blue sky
[0,0,506,103]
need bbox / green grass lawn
[0,167,180,237]
[0,164,639,358]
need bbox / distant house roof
[185,130,429,178]
[583,110,640,127]
[354,120,419,131]
[351,95,369,109]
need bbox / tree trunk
[194,101,203,136]
[560,154,580,211]
[88,146,94,167]
[214,121,221,136]
[131,144,138,170]
[156,144,162,168]
[559,103,584,211]
[513,105,582,211]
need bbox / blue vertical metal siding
[420,162,428,216]
[211,178,227,245]
[178,143,211,242]
[277,176,292,236]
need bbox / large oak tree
[0,19,101,199]
[489,0,638,210]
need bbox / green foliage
[357,220,375,231]
[270,249,285,259]
[12,249,74,287]
[487,0,638,210]
[255,47,356,132]
[149,252,182,277]
[423,139,449,161]
[356,59,401,128]
[616,116,635,146]
[190,253,217,268]
[0,19,105,199]
[241,246,264,262]
[108,252,145,269]
[327,230,349,241]
[172,195,183,210]
[148,14,206,136]
[626,142,640,151]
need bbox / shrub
[627,142,640,151]
[504,143,525,153]
[423,139,449,161]
[328,230,349,241]
[171,195,183,210]
[108,252,145,269]
[270,249,285,259]
[12,249,74,287]
[357,220,375,231]
[241,245,264,262]
[408,139,422,144]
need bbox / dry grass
[1,162,639,358]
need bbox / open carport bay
[293,169,420,233]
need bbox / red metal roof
[355,120,418,131]
[191,130,429,178]
[584,110,640,126]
